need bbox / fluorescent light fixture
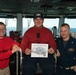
[30,0,40,2]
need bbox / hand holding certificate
[31,43,48,58]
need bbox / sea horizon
[6,27,76,36]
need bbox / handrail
[16,49,23,75]
[19,49,23,75]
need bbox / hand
[72,65,76,72]
[25,48,31,55]
[48,48,55,54]
[55,49,60,57]
[12,44,20,53]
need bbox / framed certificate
[31,43,48,58]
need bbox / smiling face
[33,17,44,28]
[60,24,70,41]
[0,24,6,39]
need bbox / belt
[0,66,9,70]
[0,68,5,70]
[60,65,75,70]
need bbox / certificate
[31,43,48,58]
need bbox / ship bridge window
[65,18,76,33]
[23,18,59,36]
[0,18,17,36]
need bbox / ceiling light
[30,0,40,2]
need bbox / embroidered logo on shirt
[68,48,75,52]
[0,50,8,53]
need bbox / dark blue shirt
[56,36,76,67]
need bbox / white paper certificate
[31,43,48,58]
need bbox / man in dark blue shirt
[55,23,76,75]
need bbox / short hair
[60,23,70,29]
[0,22,6,28]
[0,22,6,25]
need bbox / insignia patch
[68,48,75,52]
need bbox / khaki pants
[0,66,10,75]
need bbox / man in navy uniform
[55,23,76,75]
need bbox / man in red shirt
[21,12,57,75]
[0,22,20,75]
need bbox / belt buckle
[65,66,74,70]
[70,66,74,70]
[59,65,74,70]
[65,67,70,70]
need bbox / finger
[74,68,76,72]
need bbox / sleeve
[20,32,29,53]
[0,38,20,61]
[9,38,20,47]
[0,51,12,61]
[49,31,57,51]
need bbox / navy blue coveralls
[55,36,76,75]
